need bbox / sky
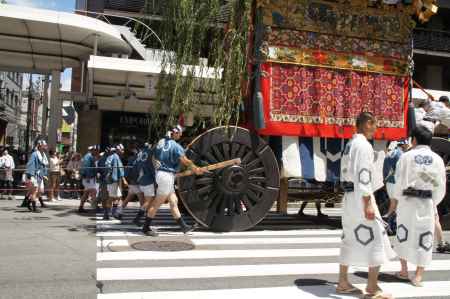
[6,0,75,12]
[6,0,76,91]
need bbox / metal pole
[88,34,98,100]
[48,70,61,149]
[41,75,49,136]
[25,73,32,152]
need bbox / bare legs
[337,264,353,290]
[337,265,387,296]
[79,189,96,212]
[143,192,194,235]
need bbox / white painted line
[97,227,342,237]
[192,237,341,245]
[97,260,450,281]
[96,231,146,237]
[96,229,343,238]
[97,239,129,248]
[96,219,122,224]
[96,248,340,261]
[96,281,450,299]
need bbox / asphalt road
[0,198,97,299]
[96,205,450,299]
[1,197,450,299]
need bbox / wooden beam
[176,158,241,178]
[277,177,289,214]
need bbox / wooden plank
[277,177,289,214]
[176,158,241,178]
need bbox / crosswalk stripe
[96,229,343,238]
[96,226,342,235]
[96,281,450,299]
[97,239,129,248]
[191,237,341,245]
[97,248,341,261]
[96,260,450,281]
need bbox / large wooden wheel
[177,127,280,232]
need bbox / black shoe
[317,213,328,218]
[133,210,144,227]
[143,227,159,237]
[8,196,13,200]
[181,223,198,234]
[18,197,29,208]
[27,200,33,211]
[132,216,142,227]
[78,207,88,213]
[437,241,450,253]
[113,213,122,220]
[102,214,110,220]
[39,198,46,208]
[31,201,41,213]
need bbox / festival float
[151,0,442,231]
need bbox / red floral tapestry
[257,62,409,140]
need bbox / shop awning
[86,55,219,115]
[0,4,131,74]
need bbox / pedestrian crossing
[96,206,450,299]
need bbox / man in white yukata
[392,125,446,286]
[337,112,396,299]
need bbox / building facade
[74,0,216,151]
[0,71,23,148]
[412,1,450,92]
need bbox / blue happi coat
[25,149,48,180]
[80,152,97,179]
[105,152,124,183]
[136,146,155,186]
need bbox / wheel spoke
[212,144,225,162]
[249,176,266,183]
[248,167,265,175]
[241,150,254,164]
[249,183,266,194]
[222,143,230,161]
[204,152,218,164]
[236,144,247,158]
[208,192,222,210]
[246,188,260,203]
[246,158,261,170]
[226,194,235,216]
[218,194,229,215]
[231,142,240,158]
[197,184,213,195]
[195,177,214,185]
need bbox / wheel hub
[219,165,248,194]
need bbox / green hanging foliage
[142,0,252,136]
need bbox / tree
[143,0,251,134]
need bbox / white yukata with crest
[340,134,396,267]
[393,145,446,267]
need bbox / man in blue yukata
[79,145,100,213]
[104,144,128,220]
[142,125,203,236]
[25,140,49,213]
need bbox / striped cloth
[270,136,387,187]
